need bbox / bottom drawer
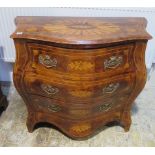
[29,94,129,120]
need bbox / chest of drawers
[11,16,152,139]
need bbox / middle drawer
[24,72,135,104]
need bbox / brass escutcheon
[38,54,57,68]
[41,84,59,95]
[96,102,114,112]
[47,104,61,112]
[104,56,123,69]
[102,83,120,94]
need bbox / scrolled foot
[26,112,36,133]
[120,111,131,132]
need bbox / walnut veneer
[11,16,152,139]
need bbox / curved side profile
[13,39,148,139]
[11,16,151,139]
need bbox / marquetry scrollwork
[38,54,57,68]
[41,84,59,95]
[102,83,120,94]
[104,56,123,69]
[67,61,95,72]
[70,123,91,134]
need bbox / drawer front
[30,95,69,118]
[29,94,128,120]
[24,73,135,104]
[27,43,134,76]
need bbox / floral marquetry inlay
[67,61,95,72]
[69,90,93,97]
[70,123,91,135]
[70,109,90,118]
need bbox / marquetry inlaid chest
[11,16,152,139]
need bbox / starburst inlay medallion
[43,19,120,41]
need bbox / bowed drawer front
[24,73,135,103]
[11,16,151,139]
[29,94,128,120]
[27,43,134,76]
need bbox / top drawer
[27,43,135,78]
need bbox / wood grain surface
[11,16,151,46]
[11,16,152,139]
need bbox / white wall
[0,7,155,81]
[0,61,13,81]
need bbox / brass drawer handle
[41,84,59,95]
[96,101,114,112]
[38,54,57,68]
[102,83,119,94]
[47,104,61,113]
[104,56,123,69]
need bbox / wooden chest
[11,16,152,139]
